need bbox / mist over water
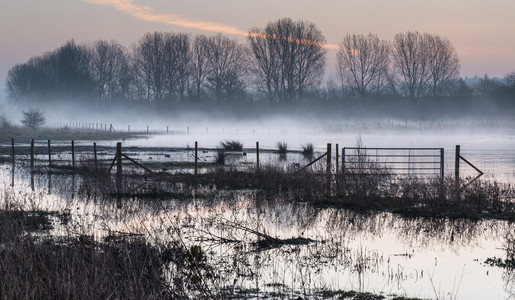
[3,97,513,181]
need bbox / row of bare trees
[336,32,460,98]
[7,33,248,103]
[7,17,512,105]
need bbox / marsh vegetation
[0,133,514,299]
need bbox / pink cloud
[84,0,248,36]
[85,0,339,49]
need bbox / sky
[1,0,515,92]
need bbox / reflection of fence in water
[342,147,444,178]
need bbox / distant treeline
[5,18,515,105]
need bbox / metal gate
[342,147,444,178]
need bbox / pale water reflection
[0,164,513,299]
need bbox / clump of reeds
[276,142,288,154]
[220,140,243,151]
[301,143,314,158]
[215,149,226,165]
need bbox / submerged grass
[2,138,513,298]
[76,162,515,221]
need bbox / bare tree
[90,40,130,101]
[163,33,191,101]
[21,108,46,130]
[133,32,168,102]
[248,27,279,103]
[426,35,460,96]
[475,74,501,96]
[6,64,37,101]
[7,40,94,101]
[53,40,94,98]
[450,78,473,97]
[190,35,210,100]
[248,18,327,103]
[504,72,515,88]
[205,34,248,102]
[391,31,430,98]
[337,33,390,98]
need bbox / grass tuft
[215,149,226,165]
[220,140,243,151]
[276,142,288,154]
[301,143,314,157]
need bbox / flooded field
[13,125,515,182]
[1,127,514,299]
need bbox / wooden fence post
[115,142,122,202]
[440,148,445,198]
[335,143,339,174]
[455,145,460,191]
[116,142,122,176]
[11,137,14,163]
[256,142,260,172]
[48,140,52,167]
[30,139,34,169]
[342,147,346,174]
[167,126,169,133]
[440,148,445,179]
[94,142,98,171]
[194,141,198,175]
[128,125,130,133]
[326,143,332,173]
[72,140,75,168]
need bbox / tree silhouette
[21,108,46,130]
[337,33,390,98]
[248,18,327,103]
